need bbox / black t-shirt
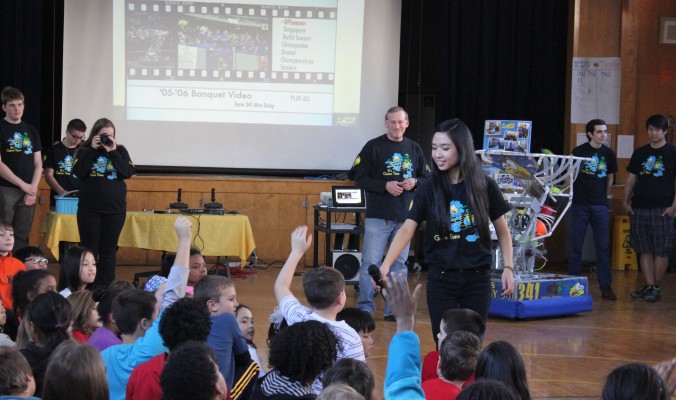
[408,176,511,269]
[627,143,676,209]
[0,120,42,188]
[72,145,135,213]
[43,141,80,196]
[572,142,617,205]
[349,134,431,220]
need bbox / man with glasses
[44,118,87,206]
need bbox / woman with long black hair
[379,119,514,343]
[73,118,134,287]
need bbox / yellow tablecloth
[41,211,256,261]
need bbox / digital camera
[100,133,113,146]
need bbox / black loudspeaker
[332,251,361,285]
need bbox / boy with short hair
[421,308,486,383]
[422,331,482,400]
[0,87,42,251]
[126,297,214,400]
[101,217,192,400]
[12,246,47,270]
[43,118,86,202]
[0,346,38,399]
[0,220,26,311]
[195,275,255,398]
[337,307,376,357]
[161,341,229,400]
[274,225,365,393]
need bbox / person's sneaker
[601,286,617,301]
[384,315,396,322]
[630,286,650,299]
[643,286,662,302]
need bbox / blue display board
[489,274,593,319]
[483,120,532,153]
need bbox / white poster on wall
[571,57,621,124]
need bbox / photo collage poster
[482,120,533,190]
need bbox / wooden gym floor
[104,261,675,399]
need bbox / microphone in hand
[368,264,386,301]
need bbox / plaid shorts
[629,208,676,256]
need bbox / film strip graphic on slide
[126,1,337,83]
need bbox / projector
[320,192,333,206]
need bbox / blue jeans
[427,265,492,346]
[568,204,612,288]
[357,218,410,316]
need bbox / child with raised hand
[68,289,103,343]
[58,246,96,298]
[382,273,424,400]
[336,308,376,358]
[274,225,365,394]
[236,304,266,375]
[100,216,192,400]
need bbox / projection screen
[62,0,402,173]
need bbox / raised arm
[274,226,312,303]
[161,216,192,310]
[379,219,418,277]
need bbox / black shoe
[643,286,662,302]
[384,315,396,322]
[601,286,616,301]
[631,285,650,299]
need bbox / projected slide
[115,0,363,127]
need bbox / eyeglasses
[68,130,85,142]
[26,257,48,265]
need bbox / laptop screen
[332,186,366,208]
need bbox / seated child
[0,298,14,347]
[602,363,669,400]
[456,379,519,400]
[322,358,375,400]
[67,289,103,343]
[195,275,256,398]
[42,340,109,400]
[421,308,485,383]
[0,220,26,313]
[189,248,209,287]
[0,346,38,399]
[337,308,376,358]
[9,269,58,346]
[12,246,47,270]
[236,304,265,374]
[274,226,365,393]
[100,217,192,400]
[20,291,72,395]
[126,297,213,400]
[422,331,481,400]
[160,341,230,400]
[475,341,532,400]
[58,246,96,298]
[251,320,337,400]
[89,285,129,352]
